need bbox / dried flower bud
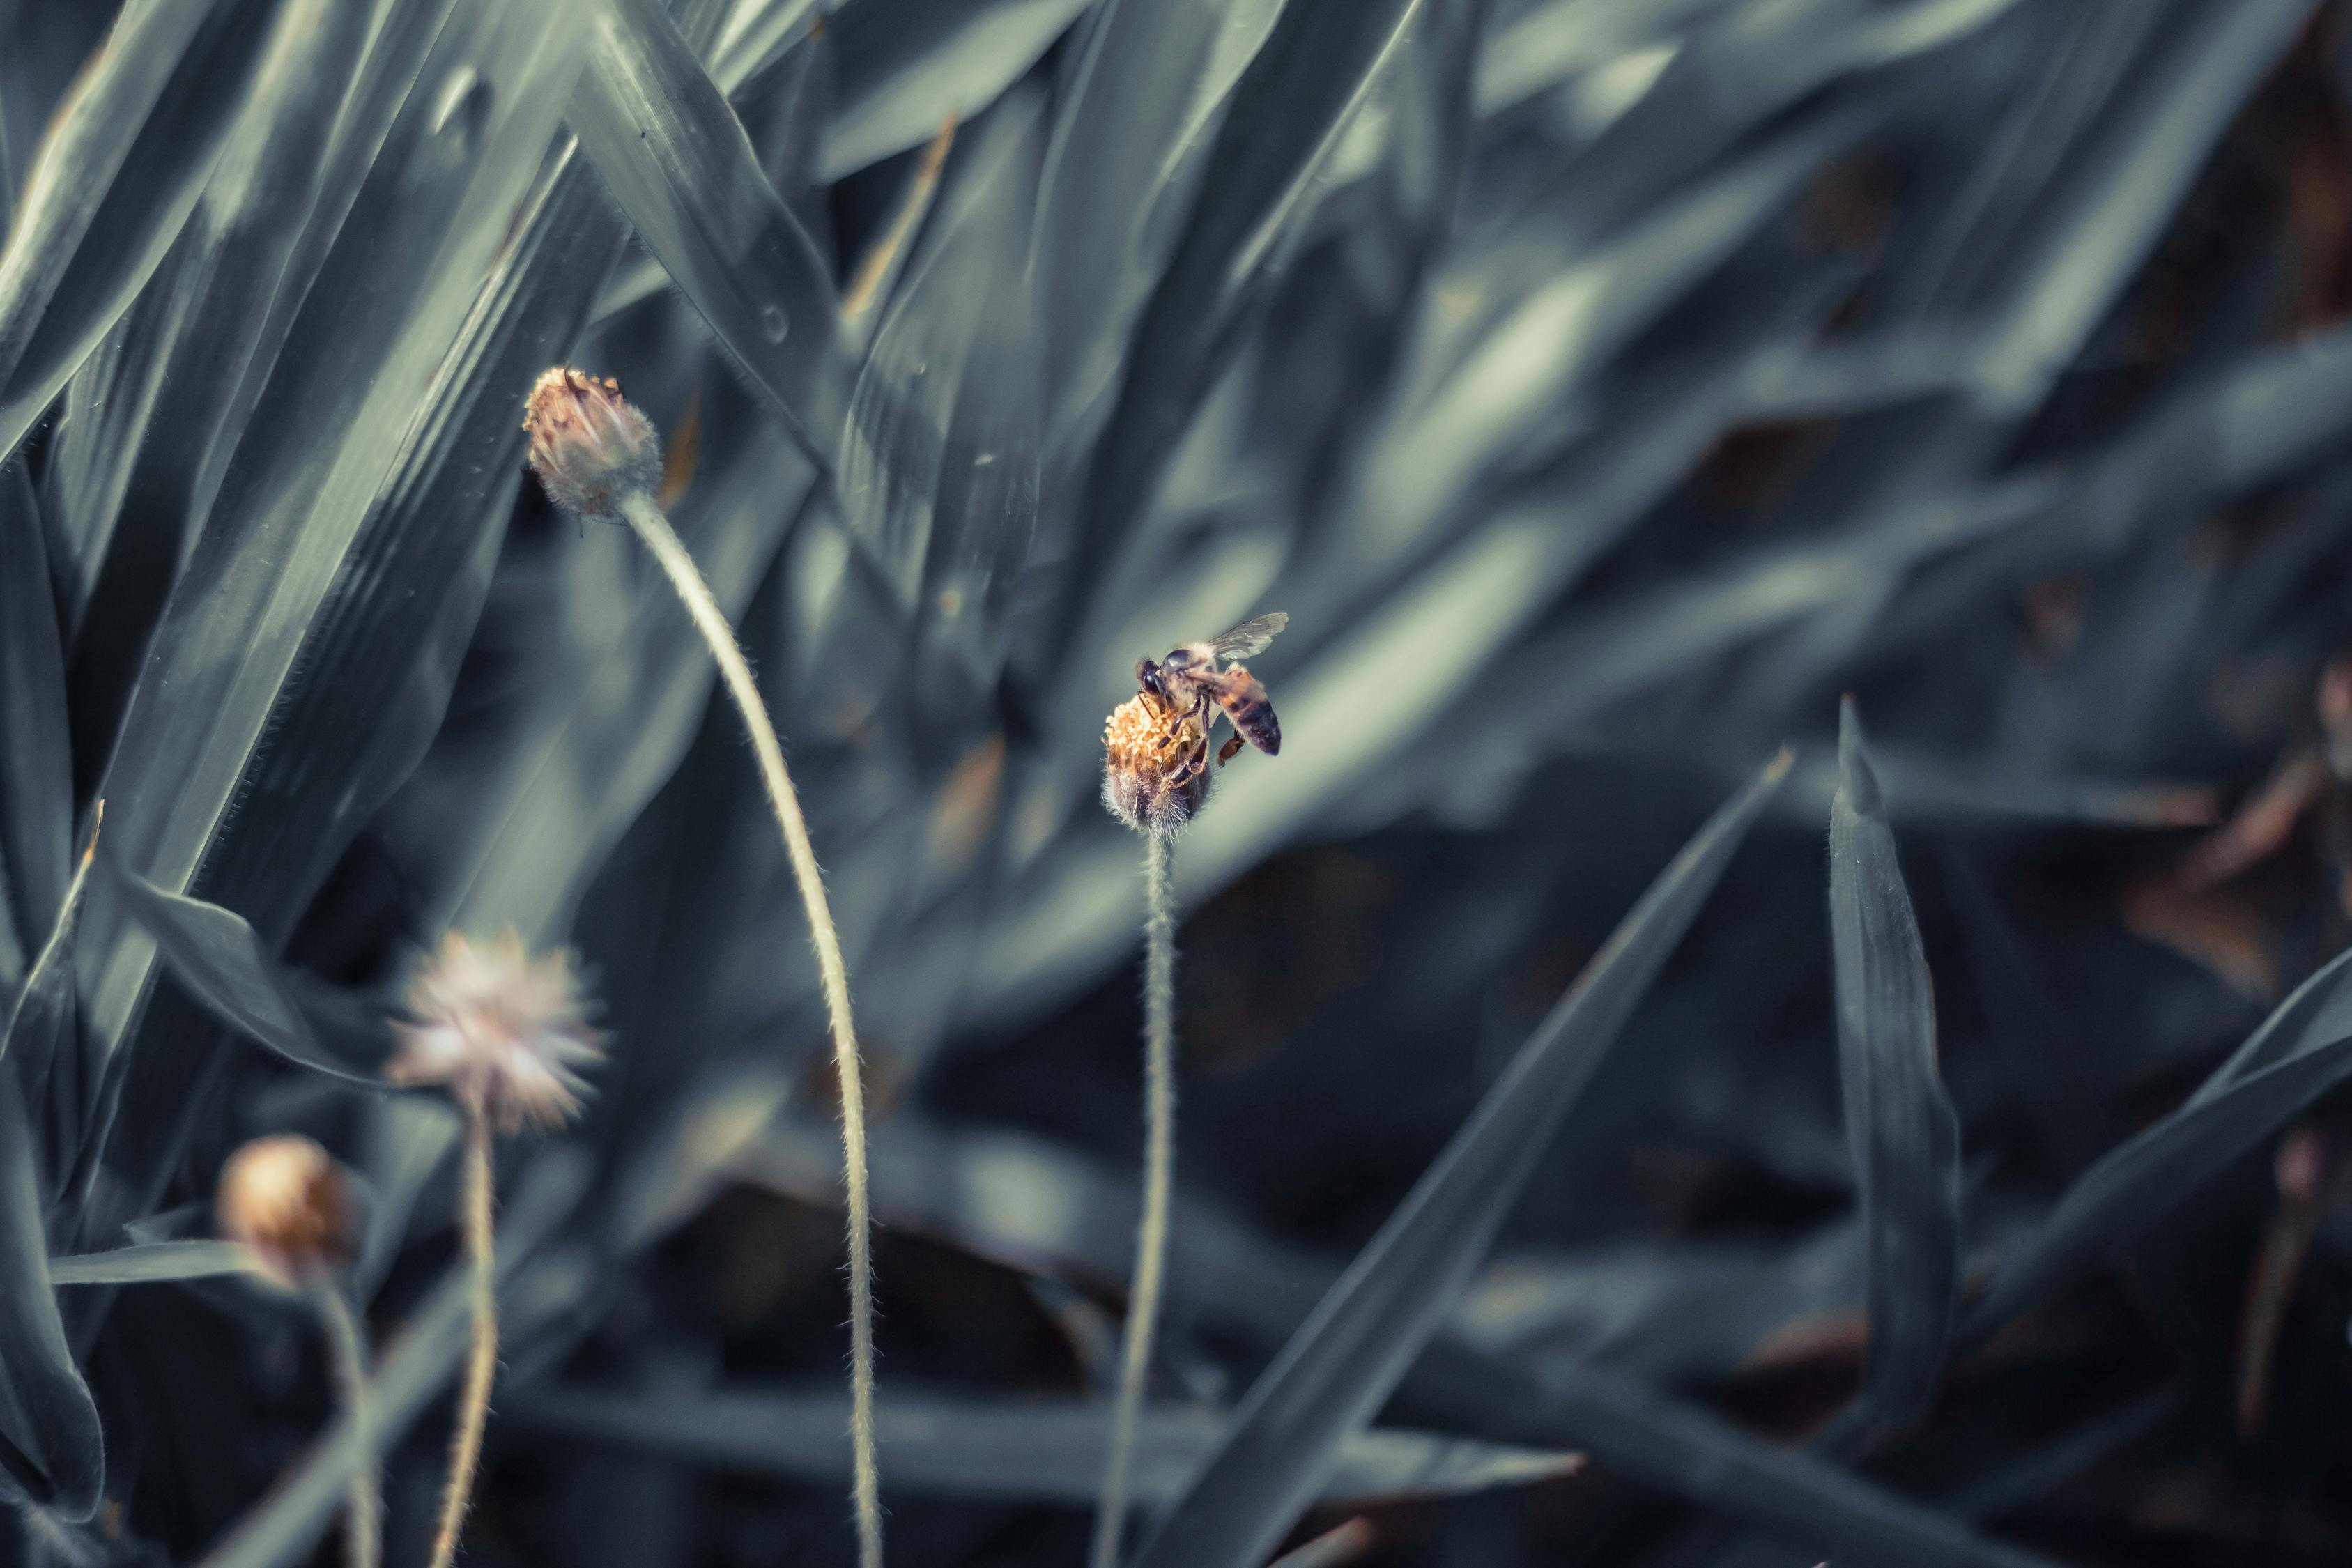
[218,1135,353,1288]
[388,931,604,1132]
[1102,690,1210,836]
[523,367,661,521]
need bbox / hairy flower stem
[308,1277,380,1568]
[427,1106,496,1568]
[617,489,880,1568]
[1091,832,1178,1568]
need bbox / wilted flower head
[523,367,661,521]
[388,931,603,1131]
[1102,689,1211,836]
[218,1135,354,1288]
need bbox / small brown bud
[522,367,661,521]
[1102,690,1210,836]
[217,1135,354,1288]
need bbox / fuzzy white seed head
[388,931,604,1132]
[523,367,661,521]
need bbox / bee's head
[1136,656,1166,698]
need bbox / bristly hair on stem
[1091,831,1179,1568]
[523,368,881,1568]
[426,1107,496,1568]
[613,486,883,1568]
[385,932,601,1568]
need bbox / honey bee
[1136,612,1287,786]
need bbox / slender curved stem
[308,1277,380,1568]
[1091,831,1178,1568]
[426,1107,496,1568]
[618,490,880,1568]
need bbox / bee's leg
[1169,731,1215,789]
[1217,734,1246,767]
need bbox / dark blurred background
[10,0,2352,1565]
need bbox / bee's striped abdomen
[1219,667,1281,755]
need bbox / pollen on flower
[218,1135,354,1289]
[1102,689,1210,836]
[388,930,604,1132]
[523,367,662,521]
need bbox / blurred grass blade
[1969,0,2310,408]
[1079,0,1463,620]
[1348,117,1858,581]
[1829,700,1960,1433]
[838,89,1042,646]
[1031,0,1284,451]
[2190,935,2352,1105]
[447,458,821,944]
[572,0,845,466]
[1131,751,1790,1568]
[1942,1393,2171,1522]
[509,1388,1581,1504]
[1420,1347,2064,1568]
[0,0,281,463]
[0,1064,101,1518]
[0,468,70,980]
[107,867,392,1085]
[49,1240,246,1286]
[77,0,593,1235]
[47,0,378,784]
[815,0,1096,181]
[199,139,639,949]
[1961,947,2352,1341]
[1,818,97,1176]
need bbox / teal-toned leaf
[47,0,378,786]
[1030,0,1284,450]
[0,1067,101,1518]
[49,1240,247,1286]
[0,0,282,462]
[838,86,1041,675]
[3,816,98,1183]
[75,0,594,1238]
[507,1387,1581,1504]
[1084,0,1447,581]
[1417,1346,2064,1568]
[1960,946,2352,1342]
[1829,700,1961,1433]
[815,0,1095,180]
[107,864,392,1085]
[571,0,845,466]
[1132,752,1790,1568]
[0,466,69,983]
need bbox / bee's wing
[1208,611,1289,662]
